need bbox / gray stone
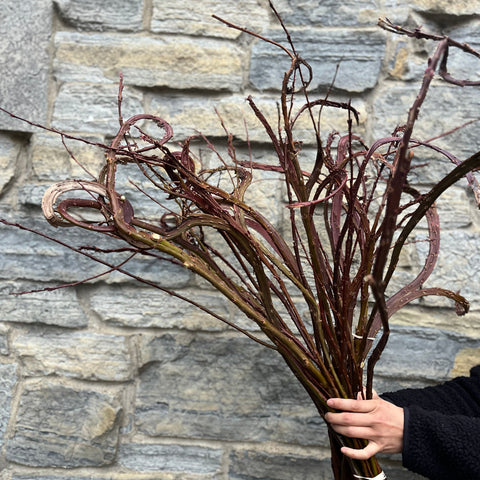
[436,187,473,229]
[52,82,143,134]
[54,0,144,32]
[373,460,425,480]
[118,443,223,474]
[17,183,55,207]
[89,285,227,330]
[0,133,25,195]
[384,37,428,83]
[0,0,52,131]
[105,253,193,287]
[53,32,245,92]
[151,0,269,39]
[375,325,479,381]
[0,281,87,328]
[148,93,278,143]
[372,84,480,184]
[0,364,17,450]
[229,449,332,480]
[0,214,176,286]
[411,0,480,16]
[0,331,8,355]
[135,332,328,447]
[444,20,480,84]
[274,0,406,27]
[12,331,135,381]
[250,28,385,92]
[415,230,480,308]
[6,380,122,467]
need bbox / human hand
[325,392,404,460]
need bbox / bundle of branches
[4,10,480,480]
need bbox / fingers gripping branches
[11,11,480,480]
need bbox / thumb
[341,441,380,461]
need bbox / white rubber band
[353,472,387,480]
[352,333,376,341]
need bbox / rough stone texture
[151,0,269,39]
[0,0,52,131]
[12,331,135,381]
[443,20,480,84]
[0,213,193,288]
[375,325,479,382]
[0,281,87,328]
[148,93,366,144]
[52,83,143,134]
[0,328,9,355]
[229,453,424,480]
[54,32,245,91]
[414,230,480,309]
[89,285,229,329]
[6,380,122,467]
[103,249,194,286]
[0,364,17,450]
[435,187,473,229]
[0,133,23,195]
[29,132,106,181]
[372,84,480,179]
[275,0,409,27]
[451,347,480,377]
[229,449,331,480]
[135,332,327,446]
[250,28,385,92]
[0,217,108,283]
[54,0,144,32]
[411,0,480,15]
[118,443,223,474]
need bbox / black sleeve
[381,365,480,415]
[400,405,480,480]
[381,366,480,480]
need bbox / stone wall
[1,0,480,479]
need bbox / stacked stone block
[1,0,480,479]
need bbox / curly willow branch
[6,12,479,480]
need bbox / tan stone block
[12,331,135,381]
[30,132,106,181]
[450,347,480,377]
[150,94,366,145]
[54,32,244,91]
[390,307,480,337]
